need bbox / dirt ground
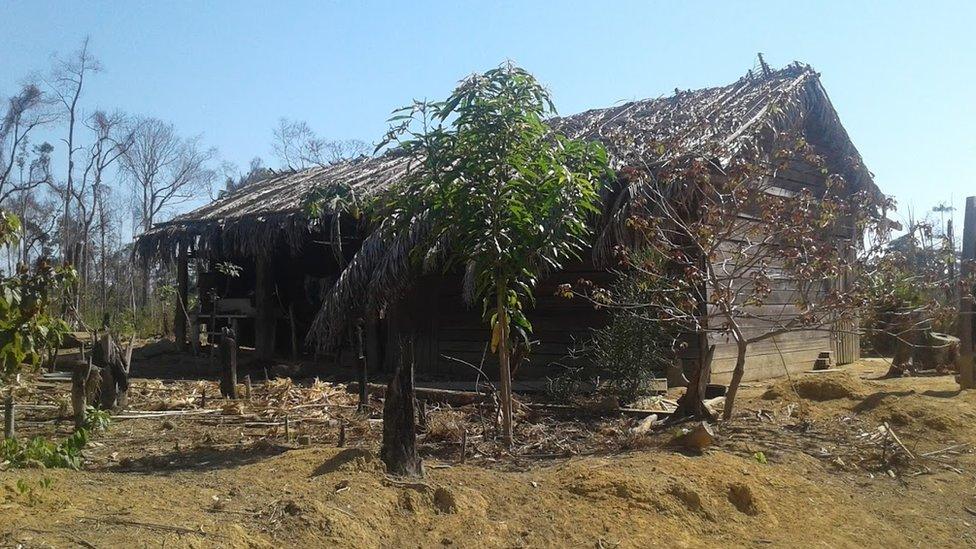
[2,353,976,548]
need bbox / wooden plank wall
[403,261,611,380]
[706,159,857,382]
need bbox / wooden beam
[174,242,189,352]
[958,197,976,389]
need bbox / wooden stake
[3,393,14,440]
[357,320,368,412]
[284,415,290,441]
[219,328,239,399]
[959,196,976,389]
[459,429,467,464]
[289,302,299,361]
[244,375,252,400]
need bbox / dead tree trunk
[380,339,422,477]
[675,345,715,420]
[219,328,239,399]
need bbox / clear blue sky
[2,1,974,230]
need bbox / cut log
[672,421,715,453]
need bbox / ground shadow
[852,390,917,413]
[921,389,963,399]
[310,448,376,477]
[108,441,289,474]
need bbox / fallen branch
[920,443,969,458]
[882,422,916,460]
[84,517,206,536]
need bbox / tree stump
[219,328,239,399]
[675,345,716,420]
[71,360,101,430]
[92,332,130,410]
[380,341,423,477]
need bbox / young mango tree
[335,64,609,447]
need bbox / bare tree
[47,36,102,262]
[220,156,272,196]
[0,84,57,205]
[122,117,216,303]
[69,111,134,308]
[271,118,368,170]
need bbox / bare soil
[2,355,975,548]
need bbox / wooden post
[3,393,14,440]
[254,255,275,360]
[288,302,299,361]
[175,243,189,352]
[959,197,976,389]
[71,361,89,430]
[357,319,368,412]
[244,374,252,400]
[219,328,239,399]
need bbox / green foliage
[84,406,112,433]
[214,261,242,279]
[753,451,768,464]
[14,477,54,505]
[587,254,680,405]
[0,210,76,379]
[1,429,89,470]
[376,63,610,343]
[862,222,957,353]
[0,407,108,470]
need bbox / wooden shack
[137,63,878,385]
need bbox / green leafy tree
[0,210,75,380]
[369,64,609,446]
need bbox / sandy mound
[762,371,869,401]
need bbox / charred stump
[94,332,130,410]
[380,340,423,477]
[219,328,239,399]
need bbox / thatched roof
[136,62,875,264]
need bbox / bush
[0,407,110,470]
[1,430,88,470]
[587,257,680,405]
[591,308,676,405]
